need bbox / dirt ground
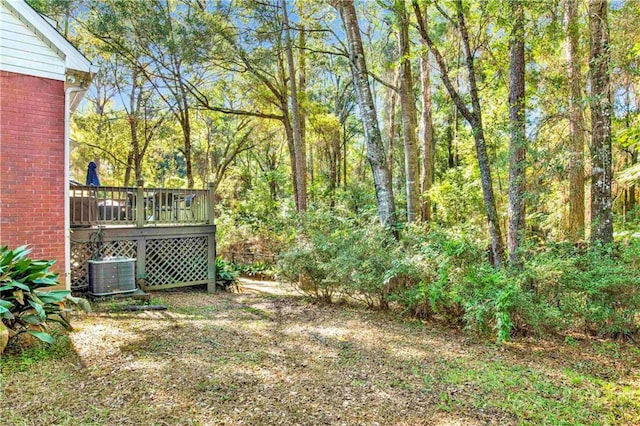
[1,280,639,425]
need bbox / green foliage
[276,212,347,302]
[233,261,275,280]
[277,218,640,342]
[0,246,79,353]
[215,257,239,292]
[525,243,640,338]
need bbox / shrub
[276,215,640,342]
[570,246,640,337]
[232,261,276,280]
[0,246,79,354]
[215,257,239,291]
[276,213,346,302]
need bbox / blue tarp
[86,162,100,186]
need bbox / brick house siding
[0,71,66,276]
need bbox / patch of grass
[240,306,272,320]
[1,334,73,373]
[433,358,640,424]
[592,341,622,358]
[337,344,363,367]
[422,373,435,393]
[2,290,639,425]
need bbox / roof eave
[2,0,95,76]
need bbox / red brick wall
[0,71,66,280]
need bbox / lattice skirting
[71,240,136,290]
[71,226,215,292]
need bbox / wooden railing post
[136,179,145,228]
[207,181,215,225]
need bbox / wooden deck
[70,182,216,293]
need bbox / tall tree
[415,3,434,223]
[335,0,397,230]
[394,0,420,223]
[119,61,166,186]
[507,0,526,267]
[588,0,613,244]
[564,0,586,240]
[414,0,505,266]
[282,0,307,211]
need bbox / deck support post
[207,181,217,293]
[136,238,147,290]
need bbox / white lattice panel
[145,237,208,287]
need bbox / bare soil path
[1,285,638,425]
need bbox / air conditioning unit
[88,257,136,296]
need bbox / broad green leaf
[0,312,15,320]
[28,301,46,320]
[9,281,30,291]
[27,330,55,344]
[36,290,71,304]
[31,277,59,287]
[21,314,43,325]
[47,316,72,330]
[30,292,44,305]
[0,305,14,320]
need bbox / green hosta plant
[0,245,80,354]
[215,257,239,291]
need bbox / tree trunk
[507,0,526,268]
[565,0,586,240]
[384,71,399,186]
[414,0,505,266]
[128,67,142,184]
[415,5,435,223]
[299,24,308,196]
[336,0,397,230]
[588,0,613,245]
[395,0,420,223]
[182,116,193,188]
[124,150,134,188]
[282,110,299,209]
[282,0,307,211]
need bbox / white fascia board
[2,0,97,76]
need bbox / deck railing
[70,180,215,228]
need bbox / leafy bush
[215,257,239,291]
[233,261,275,280]
[276,215,640,342]
[525,242,640,338]
[276,213,346,302]
[0,246,79,353]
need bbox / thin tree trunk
[282,0,307,211]
[124,150,134,188]
[336,0,397,230]
[384,71,399,185]
[395,0,420,223]
[565,0,586,240]
[282,111,298,209]
[343,121,348,189]
[128,67,142,183]
[507,0,526,268]
[416,5,435,222]
[299,24,308,193]
[182,116,193,188]
[414,0,505,266]
[446,109,455,168]
[588,0,613,244]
